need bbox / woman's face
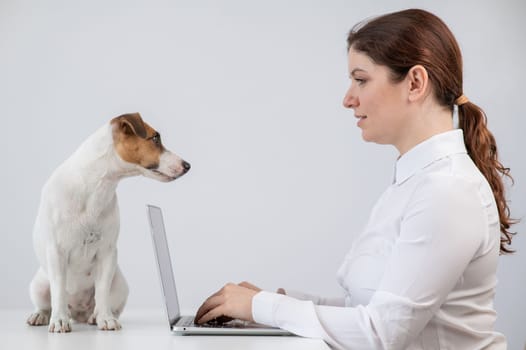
[343,48,409,146]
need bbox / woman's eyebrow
[350,68,367,77]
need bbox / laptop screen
[147,205,181,326]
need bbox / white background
[1,0,525,348]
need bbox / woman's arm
[284,289,346,306]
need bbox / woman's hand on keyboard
[194,281,260,325]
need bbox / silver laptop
[146,204,292,335]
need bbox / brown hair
[347,9,516,253]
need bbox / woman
[195,9,515,349]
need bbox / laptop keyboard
[178,316,249,328]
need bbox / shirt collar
[394,129,467,185]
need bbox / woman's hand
[194,281,260,325]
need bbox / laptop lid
[147,204,180,328]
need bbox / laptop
[146,204,292,335]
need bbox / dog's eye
[151,134,161,145]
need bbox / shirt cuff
[252,290,286,327]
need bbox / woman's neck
[395,103,454,156]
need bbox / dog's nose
[182,161,191,172]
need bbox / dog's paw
[98,316,122,331]
[88,313,121,330]
[48,314,72,333]
[27,310,50,326]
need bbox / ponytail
[458,102,516,254]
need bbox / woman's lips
[356,115,367,126]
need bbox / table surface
[2,308,331,350]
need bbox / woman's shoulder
[416,153,490,198]
[411,164,488,210]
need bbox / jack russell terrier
[26,113,190,332]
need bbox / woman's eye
[355,78,366,85]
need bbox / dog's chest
[78,230,103,257]
[82,230,103,245]
[63,212,118,266]
[67,227,105,264]
[55,195,119,249]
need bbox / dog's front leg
[47,245,71,333]
[88,247,122,330]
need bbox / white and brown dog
[26,113,190,332]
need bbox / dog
[26,113,190,332]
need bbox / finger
[195,295,224,323]
[196,304,226,325]
[238,281,261,292]
[194,284,229,321]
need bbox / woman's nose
[343,88,359,109]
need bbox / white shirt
[252,130,506,350]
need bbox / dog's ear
[112,113,147,138]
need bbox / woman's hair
[347,9,516,254]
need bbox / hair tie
[455,94,469,106]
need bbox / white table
[2,309,331,350]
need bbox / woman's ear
[406,65,429,103]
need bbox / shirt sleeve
[252,175,487,350]
[285,289,346,306]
